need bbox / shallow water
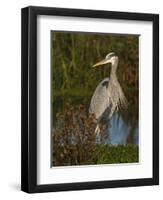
[108,113,138,145]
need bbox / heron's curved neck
[110,58,118,78]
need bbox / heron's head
[92,52,118,68]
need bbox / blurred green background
[52,32,139,126]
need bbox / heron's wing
[89,78,111,120]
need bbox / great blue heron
[89,52,128,134]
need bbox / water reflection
[108,113,138,145]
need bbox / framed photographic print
[21,6,159,193]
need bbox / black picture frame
[21,6,159,193]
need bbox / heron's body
[89,52,128,134]
[89,77,110,120]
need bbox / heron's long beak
[92,58,110,68]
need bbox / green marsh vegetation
[51,31,139,166]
